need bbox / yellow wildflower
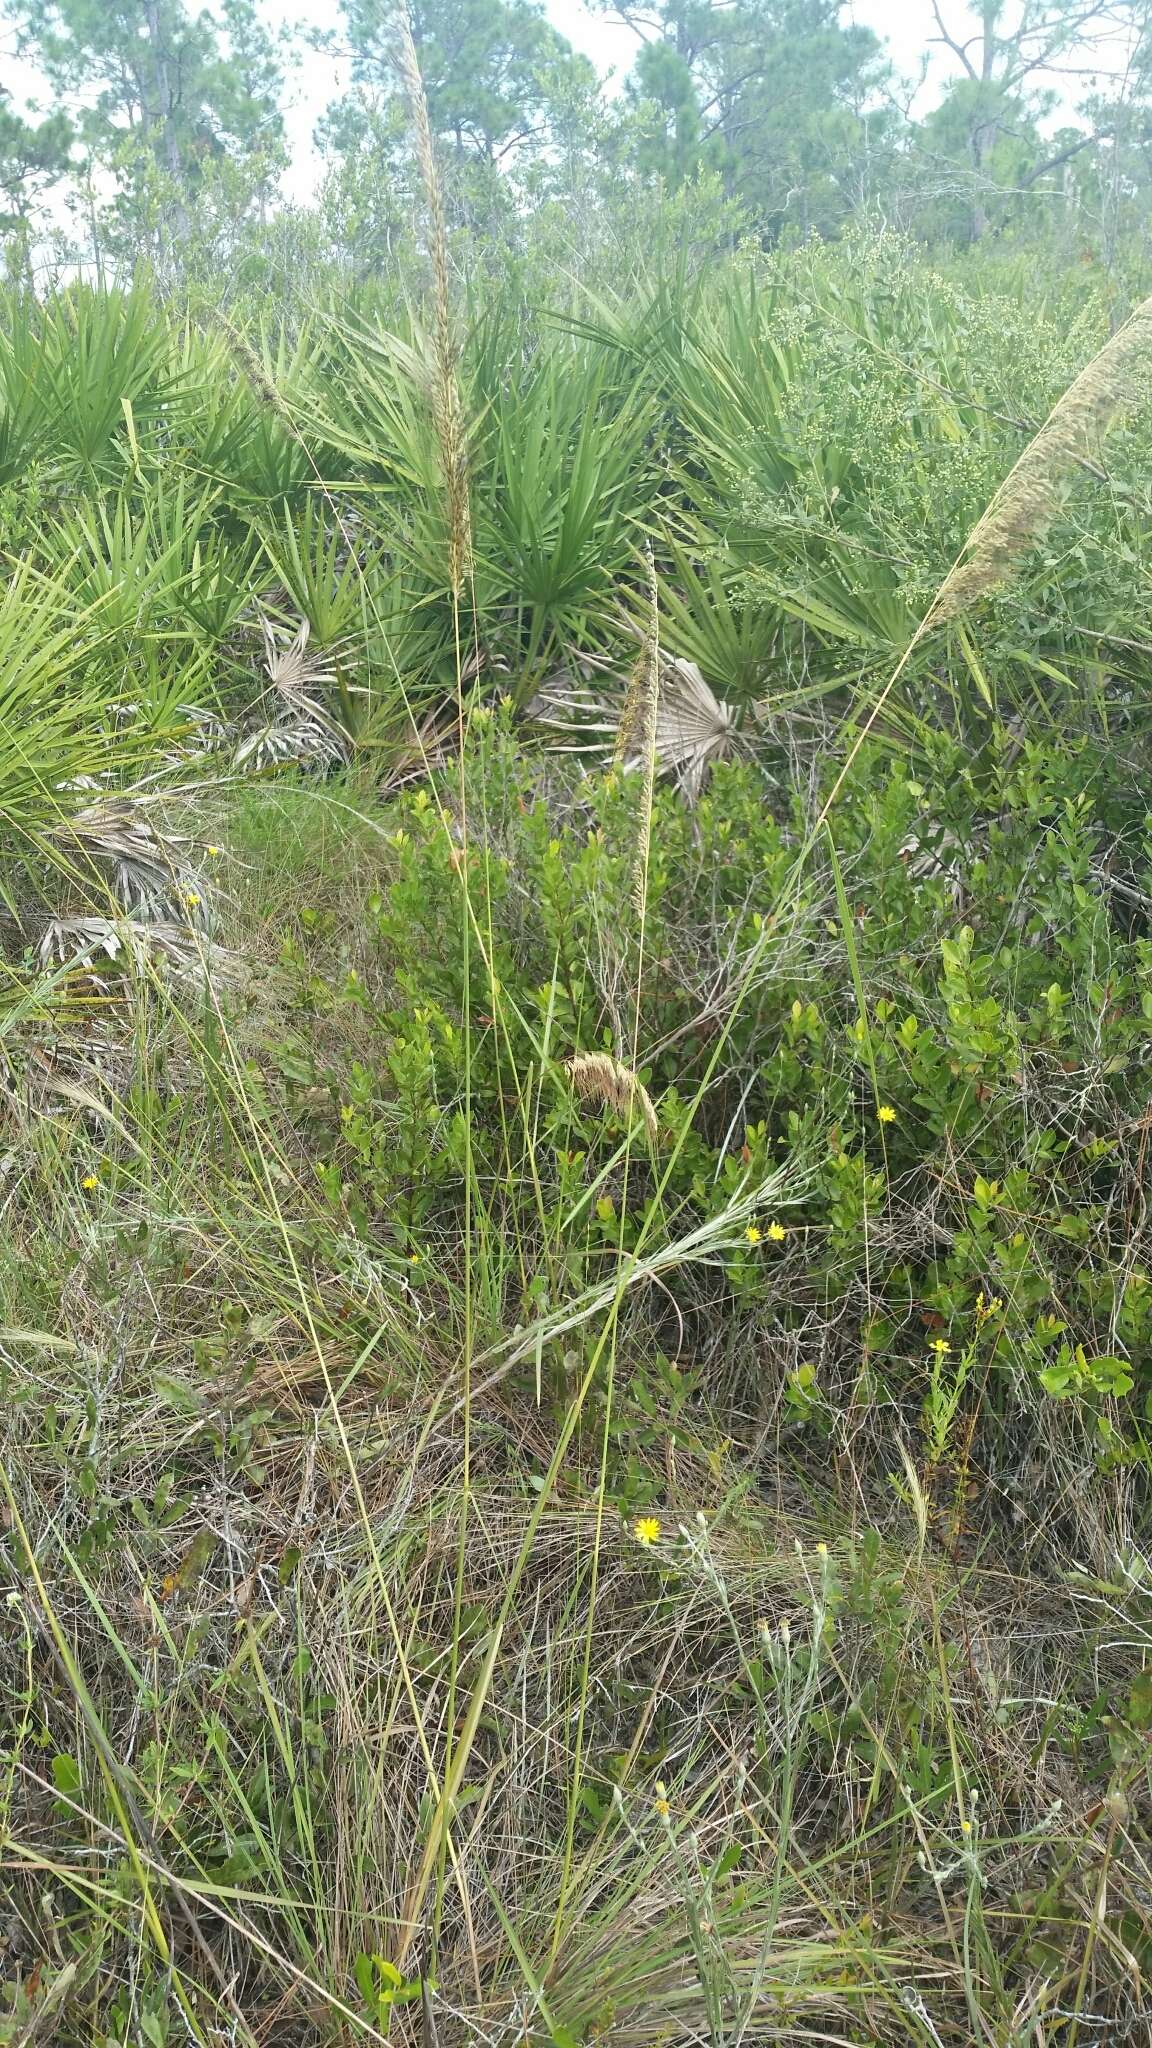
[745,1224,761,1244]
[183,890,201,909]
[632,1515,661,1546]
[654,1779,670,1818]
[930,1337,951,1356]
[206,845,220,858]
[766,1221,787,1242]
[81,1174,99,1191]
[877,1104,897,1124]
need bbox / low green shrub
[257,711,1152,1505]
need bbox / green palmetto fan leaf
[473,346,655,682]
[0,563,165,895]
[638,535,782,703]
[258,494,380,648]
[24,288,177,485]
[35,475,257,661]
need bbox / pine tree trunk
[143,0,190,255]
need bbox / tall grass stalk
[391,7,480,1957]
[548,551,665,1969]
[819,291,1152,833]
[395,3,472,604]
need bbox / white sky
[2,0,1144,206]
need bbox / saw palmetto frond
[50,798,195,918]
[641,656,739,802]
[235,616,352,772]
[37,914,226,981]
[532,654,740,802]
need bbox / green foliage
[5,0,283,270]
[4,159,1152,2048]
[333,0,597,167]
[0,87,69,250]
[258,712,1152,1466]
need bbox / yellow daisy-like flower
[877,1104,897,1124]
[81,1174,99,1191]
[183,890,201,909]
[930,1337,951,1356]
[206,845,220,858]
[654,1780,670,1817]
[745,1224,761,1244]
[408,1250,422,1264]
[632,1515,661,1546]
[766,1221,787,1242]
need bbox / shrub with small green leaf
[254,709,1152,1496]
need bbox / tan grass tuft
[929,294,1152,624]
[566,1051,659,1145]
[395,4,472,600]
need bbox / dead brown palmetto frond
[566,1051,659,1145]
[375,698,463,802]
[36,914,228,982]
[259,614,343,711]
[50,798,194,919]
[171,703,230,758]
[235,616,351,773]
[532,653,739,805]
[634,656,738,802]
[233,718,348,773]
